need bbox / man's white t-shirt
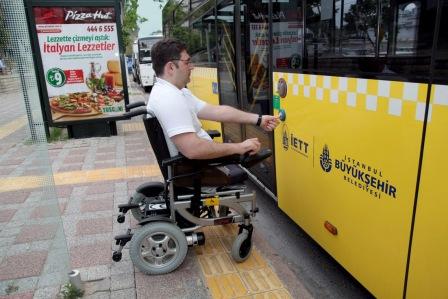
[147,78,212,157]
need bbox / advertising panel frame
[24,0,129,127]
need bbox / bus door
[217,0,276,192]
[240,0,276,193]
[217,0,244,144]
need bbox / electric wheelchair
[112,102,272,275]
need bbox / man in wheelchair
[112,38,279,275]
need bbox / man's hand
[260,115,280,131]
[237,138,261,155]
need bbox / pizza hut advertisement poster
[34,7,125,123]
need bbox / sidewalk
[0,82,313,299]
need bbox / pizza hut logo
[65,10,113,21]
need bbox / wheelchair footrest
[114,232,133,246]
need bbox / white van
[132,35,163,92]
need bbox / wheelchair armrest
[126,101,146,110]
[161,148,272,168]
[206,130,221,139]
[240,148,272,168]
[161,154,187,167]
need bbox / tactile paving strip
[196,224,292,299]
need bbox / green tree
[0,3,9,56]
[162,0,200,52]
[343,0,377,48]
[122,0,147,54]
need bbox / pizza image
[50,90,123,116]
[50,93,95,114]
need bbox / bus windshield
[138,37,162,63]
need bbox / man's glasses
[171,59,192,66]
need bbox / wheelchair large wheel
[231,230,252,263]
[129,192,164,222]
[129,222,188,275]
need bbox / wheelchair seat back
[142,113,249,188]
[142,114,171,181]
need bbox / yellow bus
[164,0,448,297]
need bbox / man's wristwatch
[256,114,262,126]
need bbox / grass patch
[60,282,84,299]
[47,127,68,143]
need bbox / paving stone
[68,148,89,155]
[93,161,117,169]
[37,272,67,288]
[79,265,111,281]
[57,164,84,172]
[95,154,116,161]
[32,286,60,299]
[0,227,21,238]
[55,186,73,198]
[110,274,134,291]
[30,205,60,219]
[0,291,34,299]
[63,155,85,164]
[7,243,31,255]
[76,218,112,236]
[0,251,47,280]
[41,248,70,275]
[80,199,113,213]
[15,223,58,244]
[110,260,133,276]
[0,237,16,248]
[70,242,111,268]
[84,291,110,299]
[84,277,111,295]
[0,158,25,166]
[0,165,15,175]
[0,209,17,223]
[110,288,135,299]
[0,191,29,205]
[135,253,208,299]
[59,202,67,214]
[86,184,115,195]
[0,277,38,297]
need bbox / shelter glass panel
[0,0,70,295]
[190,6,217,66]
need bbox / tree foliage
[122,0,147,53]
[0,3,9,56]
[162,0,201,52]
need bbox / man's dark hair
[151,38,187,76]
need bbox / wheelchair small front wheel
[231,230,252,263]
[129,192,147,221]
[129,222,188,275]
[129,192,164,222]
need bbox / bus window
[271,0,303,70]
[304,0,377,72]
[379,0,437,77]
[434,0,448,81]
[303,0,437,77]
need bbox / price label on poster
[33,7,125,123]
